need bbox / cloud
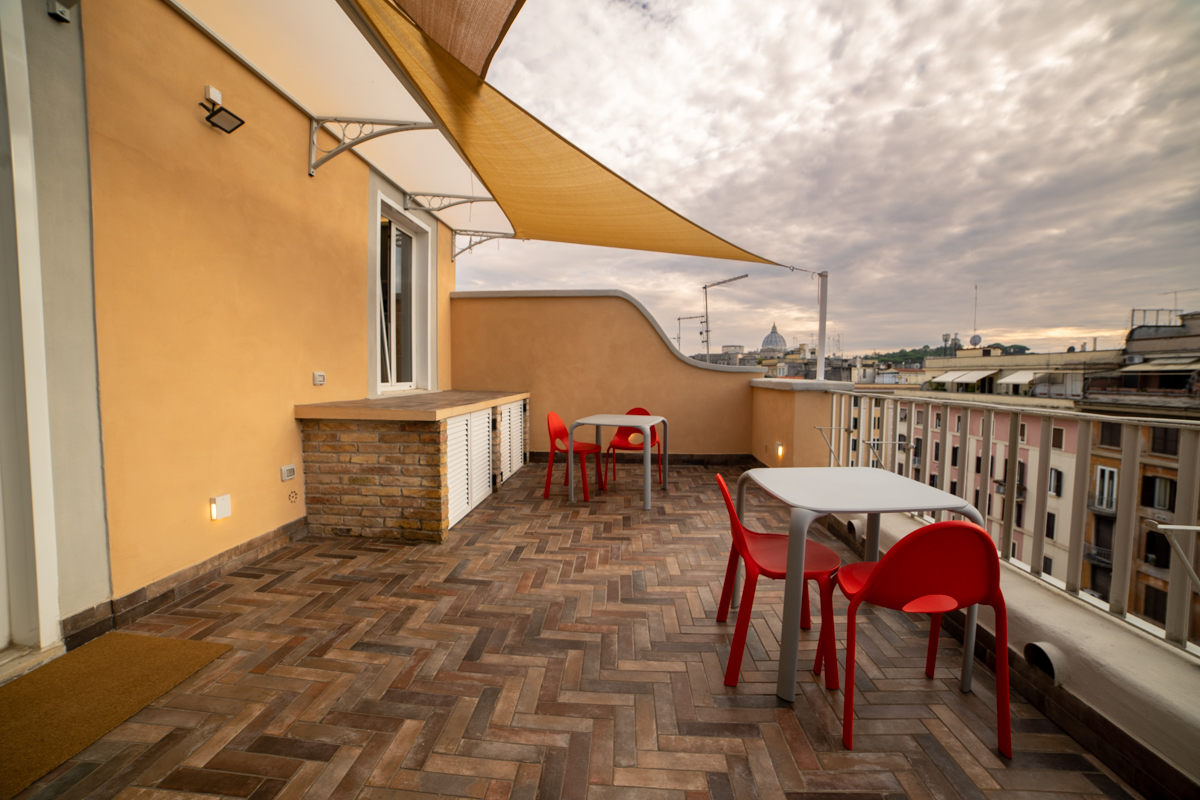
[458,0,1200,356]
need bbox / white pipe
[816,271,828,381]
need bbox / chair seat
[743,531,841,581]
[837,561,875,596]
[557,441,602,454]
[902,594,959,613]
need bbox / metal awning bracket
[309,117,438,176]
[453,229,514,260]
[405,193,495,213]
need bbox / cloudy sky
[452,0,1200,356]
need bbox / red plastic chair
[544,412,605,502]
[714,474,841,689]
[837,520,1011,757]
[605,407,662,485]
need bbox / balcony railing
[828,388,1200,653]
[1084,542,1114,567]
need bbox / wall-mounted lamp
[200,85,244,134]
[210,494,231,521]
[47,0,80,23]
[776,441,784,458]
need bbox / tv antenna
[701,274,748,362]
[970,285,982,346]
[1157,288,1199,324]
[675,315,705,351]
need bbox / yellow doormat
[0,631,230,800]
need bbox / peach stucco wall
[750,387,833,468]
[451,295,759,454]
[85,0,379,595]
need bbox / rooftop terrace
[16,466,1140,800]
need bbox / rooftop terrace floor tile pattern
[18,466,1140,800]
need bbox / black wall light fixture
[200,85,245,134]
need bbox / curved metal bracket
[308,117,437,176]
[405,193,495,213]
[453,229,514,260]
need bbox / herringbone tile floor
[19,465,1140,800]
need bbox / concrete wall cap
[451,290,768,375]
[750,378,855,392]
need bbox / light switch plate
[281,465,296,481]
[312,371,326,385]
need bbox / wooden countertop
[294,390,529,421]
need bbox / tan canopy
[351,0,776,264]
[390,0,525,79]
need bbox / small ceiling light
[199,85,244,134]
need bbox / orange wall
[751,386,834,467]
[85,0,373,595]
[451,294,760,454]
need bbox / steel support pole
[815,272,828,382]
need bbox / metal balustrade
[825,389,1200,652]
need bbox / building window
[934,441,941,461]
[899,407,908,422]
[914,468,922,482]
[873,416,881,430]
[951,446,959,467]
[950,480,958,495]
[1141,476,1177,512]
[1019,422,1027,443]
[374,202,434,393]
[1015,502,1024,528]
[1099,422,1122,448]
[1017,460,1026,486]
[1144,529,1172,569]
[851,438,858,452]
[913,438,923,458]
[1046,512,1056,540]
[988,494,993,515]
[917,409,925,425]
[934,413,942,430]
[1049,468,1063,497]
[1052,427,1065,450]
[378,217,414,389]
[975,455,982,474]
[852,417,860,430]
[1043,556,1053,575]
[929,474,938,488]
[852,396,860,408]
[1011,542,1018,558]
[1151,427,1180,456]
[974,489,980,508]
[1143,585,1168,625]
[1095,466,1117,511]
[990,455,995,478]
[955,414,962,433]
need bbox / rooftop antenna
[675,314,705,351]
[701,274,748,362]
[1157,288,1199,325]
[969,284,983,347]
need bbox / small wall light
[210,494,231,521]
[776,441,784,458]
[200,85,245,134]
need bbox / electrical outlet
[281,464,296,481]
[312,371,326,386]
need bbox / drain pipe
[816,271,828,381]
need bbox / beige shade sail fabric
[391,0,525,79]
[353,0,776,264]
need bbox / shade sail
[351,0,776,264]
[391,0,525,79]
[997,370,1042,385]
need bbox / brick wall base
[300,419,449,543]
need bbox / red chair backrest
[616,407,658,446]
[715,474,754,568]
[547,412,569,452]
[857,520,1001,610]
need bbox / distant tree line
[870,342,1030,363]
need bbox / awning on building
[928,371,969,383]
[952,369,998,383]
[350,0,776,263]
[996,370,1044,385]
[1120,358,1199,373]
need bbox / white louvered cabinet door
[468,409,492,509]
[447,413,471,527]
[498,401,525,483]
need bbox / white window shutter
[447,413,470,527]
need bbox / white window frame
[371,194,436,395]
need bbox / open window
[373,196,435,394]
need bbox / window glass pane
[1052,427,1065,449]
[396,228,413,384]
[378,218,393,384]
[1046,512,1056,540]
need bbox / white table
[734,467,985,702]
[568,414,668,510]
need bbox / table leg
[961,604,978,692]
[567,424,576,503]
[866,513,881,561]
[641,424,651,511]
[958,504,985,693]
[661,420,669,490]
[777,508,816,702]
